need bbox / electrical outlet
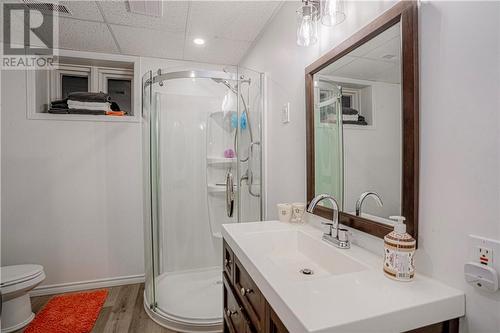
[476,246,493,266]
[282,103,290,124]
[470,235,499,271]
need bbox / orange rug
[25,289,108,333]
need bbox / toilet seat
[1,264,45,333]
[1,265,44,288]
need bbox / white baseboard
[30,274,145,297]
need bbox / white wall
[343,81,402,218]
[0,55,224,288]
[241,1,500,332]
[1,69,144,286]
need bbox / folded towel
[50,98,68,109]
[344,120,368,125]
[51,103,68,109]
[342,114,359,122]
[68,109,107,115]
[51,98,68,105]
[343,115,367,125]
[106,111,126,116]
[110,102,120,111]
[48,108,69,114]
[68,92,110,103]
[342,107,359,115]
[68,100,111,111]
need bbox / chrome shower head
[211,78,237,94]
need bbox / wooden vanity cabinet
[223,241,288,333]
[233,256,266,332]
[223,277,254,333]
[266,307,288,333]
[223,240,458,333]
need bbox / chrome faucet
[307,194,350,249]
[355,191,383,216]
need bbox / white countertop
[222,221,465,333]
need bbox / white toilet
[1,265,45,333]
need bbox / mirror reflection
[313,22,402,225]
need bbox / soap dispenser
[383,216,416,281]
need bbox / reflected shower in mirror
[313,22,402,225]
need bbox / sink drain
[300,268,314,275]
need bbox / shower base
[144,267,223,332]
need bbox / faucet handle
[338,228,349,242]
[321,221,334,226]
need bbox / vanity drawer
[223,240,234,282]
[266,306,288,333]
[224,276,254,333]
[234,257,265,332]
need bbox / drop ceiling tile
[363,36,401,63]
[56,1,104,22]
[321,55,357,76]
[3,10,55,48]
[350,22,400,57]
[56,17,118,53]
[110,24,184,59]
[374,64,401,84]
[0,6,26,45]
[184,35,251,65]
[187,1,281,42]
[99,0,188,32]
[333,58,396,82]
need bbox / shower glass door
[237,67,264,222]
[314,79,343,208]
[142,70,156,310]
[142,68,263,332]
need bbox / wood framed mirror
[305,1,418,241]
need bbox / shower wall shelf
[207,184,237,194]
[207,184,225,193]
[206,156,236,165]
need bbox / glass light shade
[320,0,346,26]
[296,4,318,47]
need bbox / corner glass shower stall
[142,67,264,332]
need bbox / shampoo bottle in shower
[383,216,415,281]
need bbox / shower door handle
[247,141,260,198]
[226,168,235,217]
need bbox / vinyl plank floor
[13,283,176,333]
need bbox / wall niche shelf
[26,49,141,123]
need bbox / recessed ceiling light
[193,38,205,46]
[382,54,396,60]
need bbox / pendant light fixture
[296,1,318,47]
[320,0,346,26]
[296,0,346,46]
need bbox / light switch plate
[282,103,290,124]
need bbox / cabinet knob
[225,258,232,266]
[240,287,253,296]
[226,308,236,317]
